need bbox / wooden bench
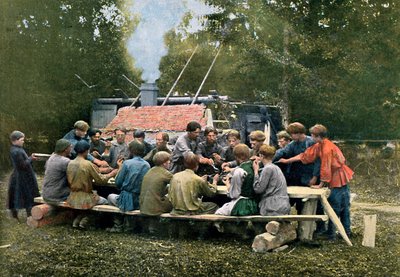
[34,196,328,222]
[33,195,328,242]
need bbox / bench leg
[298,199,317,241]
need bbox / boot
[10,209,19,222]
[73,214,84,228]
[79,215,90,229]
[107,215,123,233]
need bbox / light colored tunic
[42,153,71,202]
[104,142,129,168]
[66,156,109,209]
[253,162,290,216]
[170,134,199,173]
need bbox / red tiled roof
[104,104,208,133]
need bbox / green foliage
[160,0,399,139]
[0,0,139,157]
[1,0,399,166]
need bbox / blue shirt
[115,156,150,211]
[63,129,95,162]
[273,136,320,186]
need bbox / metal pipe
[191,45,223,105]
[162,45,199,106]
[95,95,229,105]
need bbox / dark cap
[10,130,25,141]
[55,139,71,153]
[74,140,90,154]
[134,129,145,138]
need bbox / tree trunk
[280,25,290,128]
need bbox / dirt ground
[0,172,399,277]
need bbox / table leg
[298,198,317,240]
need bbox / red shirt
[300,139,354,188]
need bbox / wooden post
[362,214,377,248]
[298,199,317,240]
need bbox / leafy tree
[0,0,139,163]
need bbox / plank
[35,197,328,221]
[91,205,141,215]
[160,213,328,222]
[34,197,69,207]
[216,186,330,198]
[320,194,353,246]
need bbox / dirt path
[352,202,400,213]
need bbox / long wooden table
[218,185,352,246]
[99,180,352,246]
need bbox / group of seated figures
[38,119,353,241]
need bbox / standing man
[275,130,293,182]
[63,120,107,167]
[273,122,320,214]
[7,131,39,219]
[276,130,292,149]
[278,124,353,240]
[170,121,202,174]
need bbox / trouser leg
[26,207,32,217]
[327,188,341,239]
[340,186,351,237]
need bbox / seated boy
[42,139,72,203]
[168,153,219,215]
[140,151,173,216]
[196,126,223,176]
[215,144,258,216]
[107,140,150,232]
